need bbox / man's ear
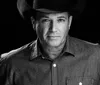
[68,16,73,28]
[31,16,36,30]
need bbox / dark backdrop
[0,0,99,54]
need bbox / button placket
[51,62,57,85]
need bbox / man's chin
[47,41,61,47]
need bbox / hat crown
[17,0,86,19]
[33,0,77,12]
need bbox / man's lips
[47,36,60,37]
[47,36,60,39]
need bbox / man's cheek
[37,29,43,38]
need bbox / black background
[0,0,99,54]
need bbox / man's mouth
[47,36,60,39]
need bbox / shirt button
[53,64,56,67]
[79,82,82,85]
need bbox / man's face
[35,12,72,47]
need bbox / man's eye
[41,19,50,23]
[58,19,65,22]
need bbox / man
[0,0,100,85]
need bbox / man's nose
[49,21,57,32]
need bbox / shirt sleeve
[0,59,14,85]
[97,46,100,83]
[0,61,8,85]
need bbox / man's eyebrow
[41,15,49,19]
[57,16,67,19]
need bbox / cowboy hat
[17,0,86,20]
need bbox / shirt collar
[64,35,75,55]
[30,35,75,60]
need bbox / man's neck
[41,40,66,59]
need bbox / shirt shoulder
[83,40,99,46]
[69,36,100,56]
[71,36,99,48]
[75,37,100,56]
[0,41,35,63]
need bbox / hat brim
[22,8,79,21]
[35,8,66,14]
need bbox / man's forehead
[36,12,69,19]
